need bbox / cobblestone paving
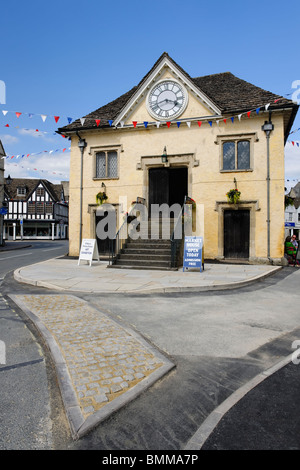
[16,295,163,419]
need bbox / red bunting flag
[166,122,171,128]
[95,119,101,127]
[197,121,202,127]
[132,121,137,128]
[63,148,66,152]
[54,116,60,123]
[15,112,22,118]
[5,124,9,127]
[247,111,251,118]
[292,141,295,145]
[223,119,227,124]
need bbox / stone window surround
[88,203,121,242]
[89,144,122,181]
[214,132,259,173]
[136,152,199,207]
[214,200,260,260]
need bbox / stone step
[108,265,177,271]
[119,253,171,261]
[122,248,171,255]
[114,259,172,267]
[126,239,171,245]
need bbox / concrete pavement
[14,257,282,294]
[4,253,300,448]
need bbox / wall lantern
[161,146,168,164]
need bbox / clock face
[147,80,188,120]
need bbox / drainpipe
[77,132,87,254]
[262,116,274,260]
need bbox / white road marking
[0,252,33,261]
[42,247,64,251]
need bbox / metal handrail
[170,196,187,268]
[109,197,145,265]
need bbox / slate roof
[57,52,298,136]
[4,178,64,202]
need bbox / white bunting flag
[80,118,86,126]
[41,115,47,122]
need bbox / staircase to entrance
[108,218,179,270]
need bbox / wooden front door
[224,209,250,258]
[148,167,188,216]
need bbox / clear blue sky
[1,0,299,185]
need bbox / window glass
[223,142,235,170]
[107,150,118,178]
[36,202,44,214]
[28,202,35,214]
[36,188,45,197]
[96,152,106,178]
[237,141,250,169]
[45,203,53,214]
[17,187,26,196]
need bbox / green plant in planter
[226,188,241,204]
[96,191,108,205]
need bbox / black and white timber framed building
[2,178,68,240]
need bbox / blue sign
[183,236,203,272]
[285,222,295,227]
[0,207,8,215]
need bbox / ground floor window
[23,222,51,237]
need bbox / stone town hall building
[58,53,298,268]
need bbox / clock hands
[151,98,179,108]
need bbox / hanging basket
[96,191,108,205]
[226,188,241,204]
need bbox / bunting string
[1,146,70,160]
[287,140,300,147]
[0,95,295,132]
[4,161,69,178]
[0,109,73,124]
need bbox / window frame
[17,187,27,196]
[91,145,121,180]
[215,133,258,173]
[36,187,45,197]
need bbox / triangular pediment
[113,53,222,126]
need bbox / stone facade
[59,53,298,264]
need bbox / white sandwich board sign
[78,239,99,266]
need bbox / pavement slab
[14,258,282,294]
[9,294,174,439]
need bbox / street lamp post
[262,119,274,260]
[77,135,87,254]
[0,175,12,246]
